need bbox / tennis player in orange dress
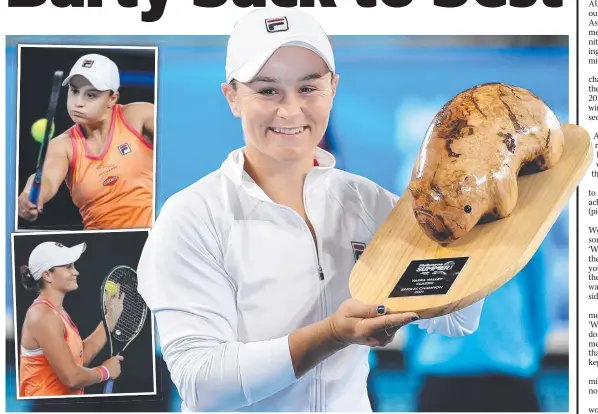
[17,53,154,230]
[19,241,124,397]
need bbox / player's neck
[79,110,113,143]
[38,291,65,310]
[243,147,314,210]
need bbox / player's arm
[137,196,415,411]
[81,292,124,366]
[122,102,155,144]
[411,298,484,336]
[81,323,107,366]
[27,308,122,389]
[140,102,155,136]
[137,197,292,411]
[18,134,70,221]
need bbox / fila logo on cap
[82,60,94,68]
[118,143,132,155]
[265,17,289,33]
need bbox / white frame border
[10,228,158,401]
[14,43,159,233]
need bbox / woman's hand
[289,299,419,378]
[104,285,125,333]
[101,355,124,380]
[17,190,42,222]
[327,299,419,347]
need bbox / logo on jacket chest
[351,242,366,263]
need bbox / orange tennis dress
[66,104,154,230]
[19,298,84,397]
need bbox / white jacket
[137,147,484,412]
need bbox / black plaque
[389,257,469,298]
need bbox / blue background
[5,36,570,412]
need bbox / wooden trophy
[349,83,592,319]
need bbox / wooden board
[349,123,592,319]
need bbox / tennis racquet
[100,265,148,394]
[29,70,64,206]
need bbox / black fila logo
[265,17,289,33]
[351,242,366,263]
[82,60,94,68]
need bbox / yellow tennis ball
[105,281,117,297]
[31,118,55,143]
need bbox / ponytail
[20,265,43,292]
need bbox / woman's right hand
[327,299,419,347]
[18,190,41,222]
[102,355,124,379]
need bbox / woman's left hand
[104,285,125,332]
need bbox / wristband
[96,365,110,382]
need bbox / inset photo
[11,230,156,400]
[15,45,157,232]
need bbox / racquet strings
[105,267,146,343]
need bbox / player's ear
[221,81,241,118]
[108,91,120,108]
[331,73,339,100]
[41,269,53,285]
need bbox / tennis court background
[6,35,570,412]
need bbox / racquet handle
[29,179,41,206]
[103,379,115,393]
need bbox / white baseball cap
[62,53,120,92]
[28,242,87,281]
[225,8,335,83]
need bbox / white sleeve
[137,194,298,412]
[412,299,485,337]
[379,186,485,338]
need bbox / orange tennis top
[66,104,154,230]
[19,298,84,397]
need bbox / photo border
[10,228,158,401]
[14,43,159,233]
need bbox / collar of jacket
[221,146,337,203]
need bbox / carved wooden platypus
[408,82,565,245]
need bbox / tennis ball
[31,118,55,143]
[105,281,117,297]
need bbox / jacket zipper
[302,182,326,413]
[275,201,325,411]
[268,173,326,411]
[308,233,325,413]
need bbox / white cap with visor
[28,242,87,281]
[225,8,335,83]
[62,54,120,92]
